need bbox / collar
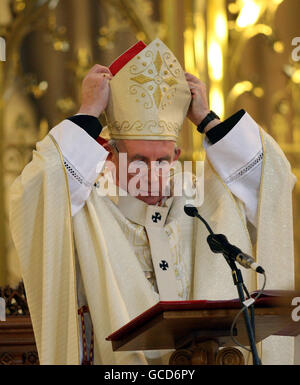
[108,186,174,227]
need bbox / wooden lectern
[106,291,300,365]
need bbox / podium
[106,291,300,365]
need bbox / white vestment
[9,112,298,364]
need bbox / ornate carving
[0,281,29,316]
[0,0,66,285]
[216,347,245,365]
[170,339,220,365]
[0,352,16,365]
[99,0,158,49]
[190,349,208,365]
[169,349,192,365]
[0,283,39,365]
[22,351,39,365]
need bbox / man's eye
[130,160,147,167]
[155,160,170,168]
[128,161,148,173]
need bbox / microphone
[184,204,214,235]
[184,204,199,218]
[184,204,265,274]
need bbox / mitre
[104,38,191,141]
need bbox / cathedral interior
[0,0,299,292]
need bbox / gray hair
[108,139,120,154]
[108,139,178,155]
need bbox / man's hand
[185,72,221,132]
[78,64,113,118]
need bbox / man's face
[106,139,181,205]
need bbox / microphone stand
[193,211,262,365]
[214,245,261,365]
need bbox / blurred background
[0,0,299,290]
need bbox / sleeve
[204,109,246,144]
[49,118,109,216]
[9,135,81,364]
[203,111,263,227]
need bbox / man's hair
[108,139,119,154]
[108,139,179,155]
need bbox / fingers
[101,73,113,81]
[185,72,202,84]
[187,81,199,88]
[89,64,113,77]
[86,66,113,84]
[86,73,111,87]
[186,81,204,95]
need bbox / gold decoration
[106,38,191,141]
[154,51,162,72]
[153,85,162,108]
[108,119,180,138]
[130,74,152,84]
[129,47,179,109]
[164,77,178,87]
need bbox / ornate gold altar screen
[0,0,299,289]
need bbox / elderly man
[9,39,296,365]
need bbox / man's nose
[148,164,161,182]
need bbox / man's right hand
[78,64,113,118]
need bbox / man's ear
[102,141,113,162]
[174,147,181,161]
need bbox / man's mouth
[138,190,160,195]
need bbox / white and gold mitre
[105,38,192,141]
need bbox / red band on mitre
[97,41,147,144]
[109,41,147,76]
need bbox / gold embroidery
[165,77,178,87]
[129,84,153,109]
[153,86,162,108]
[131,74,153,84]
[154,51,163,73]
[105,38,192,141]
[129,50,153,75]
[109,120,180,138]
[163,52,181,77]
[130,49,178,110]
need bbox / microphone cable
[230,272,266,354]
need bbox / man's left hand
[185,72,221,132]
